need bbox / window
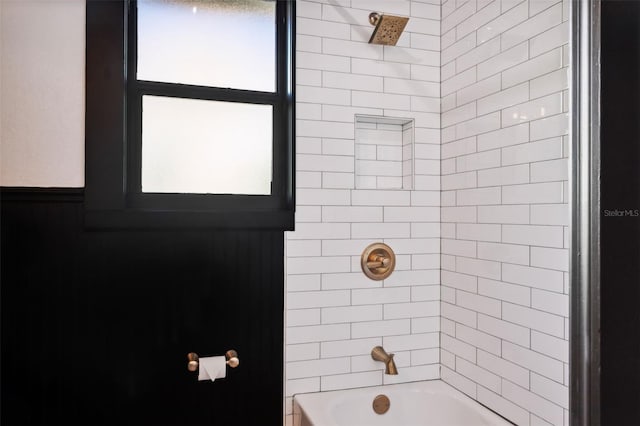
[85,0,295,229]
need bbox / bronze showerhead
[368,12,409,46]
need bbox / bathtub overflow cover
[372,394,390,415]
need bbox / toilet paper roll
[198,356,227,382]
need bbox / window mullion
[134,80,280,105]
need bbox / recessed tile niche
[354,115,415,190]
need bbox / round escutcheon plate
[361,242,396,281]
[372,394,390,415]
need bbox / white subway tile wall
[440,0,569,425]
[285,1,571,425]
[285,1,441,423]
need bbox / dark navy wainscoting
[1,188,284,425]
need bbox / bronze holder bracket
[187,350,239,372]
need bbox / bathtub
[293,380,512,426]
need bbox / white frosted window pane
[137,0,275,92]
[141,96,272,195]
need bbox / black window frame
[85,0,295,229]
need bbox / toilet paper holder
[187,350,240,372]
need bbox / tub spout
[371,346,398,375]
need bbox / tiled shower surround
[439,0,569,425]
[285,0,570,425]
[285,0,442,421]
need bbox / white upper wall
[1,0,85,187]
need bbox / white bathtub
[293,380,512,426]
